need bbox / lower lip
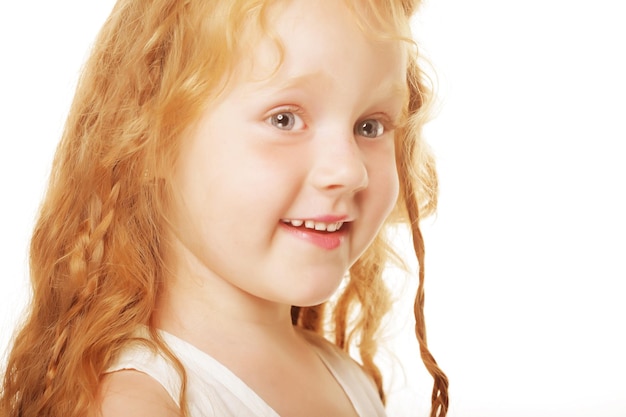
[280,223,347,250]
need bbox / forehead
[233,0,409,95]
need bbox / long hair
[0,1,448,416]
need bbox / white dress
[107,328,387,417]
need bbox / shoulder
[297,329,387,415]
[94,369,181,417]
[298,329,369,376]
[299,328,380,386]
[298,329,358,365]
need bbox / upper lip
[281,214,350,223]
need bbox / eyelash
[266,107,395,139]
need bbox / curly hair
[0,1,448,416]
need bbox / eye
[354,119,384,139]
[267,111,305,131]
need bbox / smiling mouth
[280,219,345,233]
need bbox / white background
[1,1,624,416]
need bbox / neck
[152,267,300,354]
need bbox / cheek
[202,145,309,230]
[239,144,310,197]
[368,149,400,216]
[380,172,400,222]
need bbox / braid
[406,193,448,417]
[400,98,449,415]
[385,47,449,416]
[38,181,121,416]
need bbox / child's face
[168,0,407,308]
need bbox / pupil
[276,113,290,128]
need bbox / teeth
[282,219,344,232]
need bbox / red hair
[0,1,448,416]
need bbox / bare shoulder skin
[95,370,180,417]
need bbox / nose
[308,130,369,194]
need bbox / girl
[0,0,448,416]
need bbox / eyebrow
[252,69,409,115]
[270,70,407,96]
[258,70,335,93]
[386,82,410,103]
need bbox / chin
[284,279,344,308]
